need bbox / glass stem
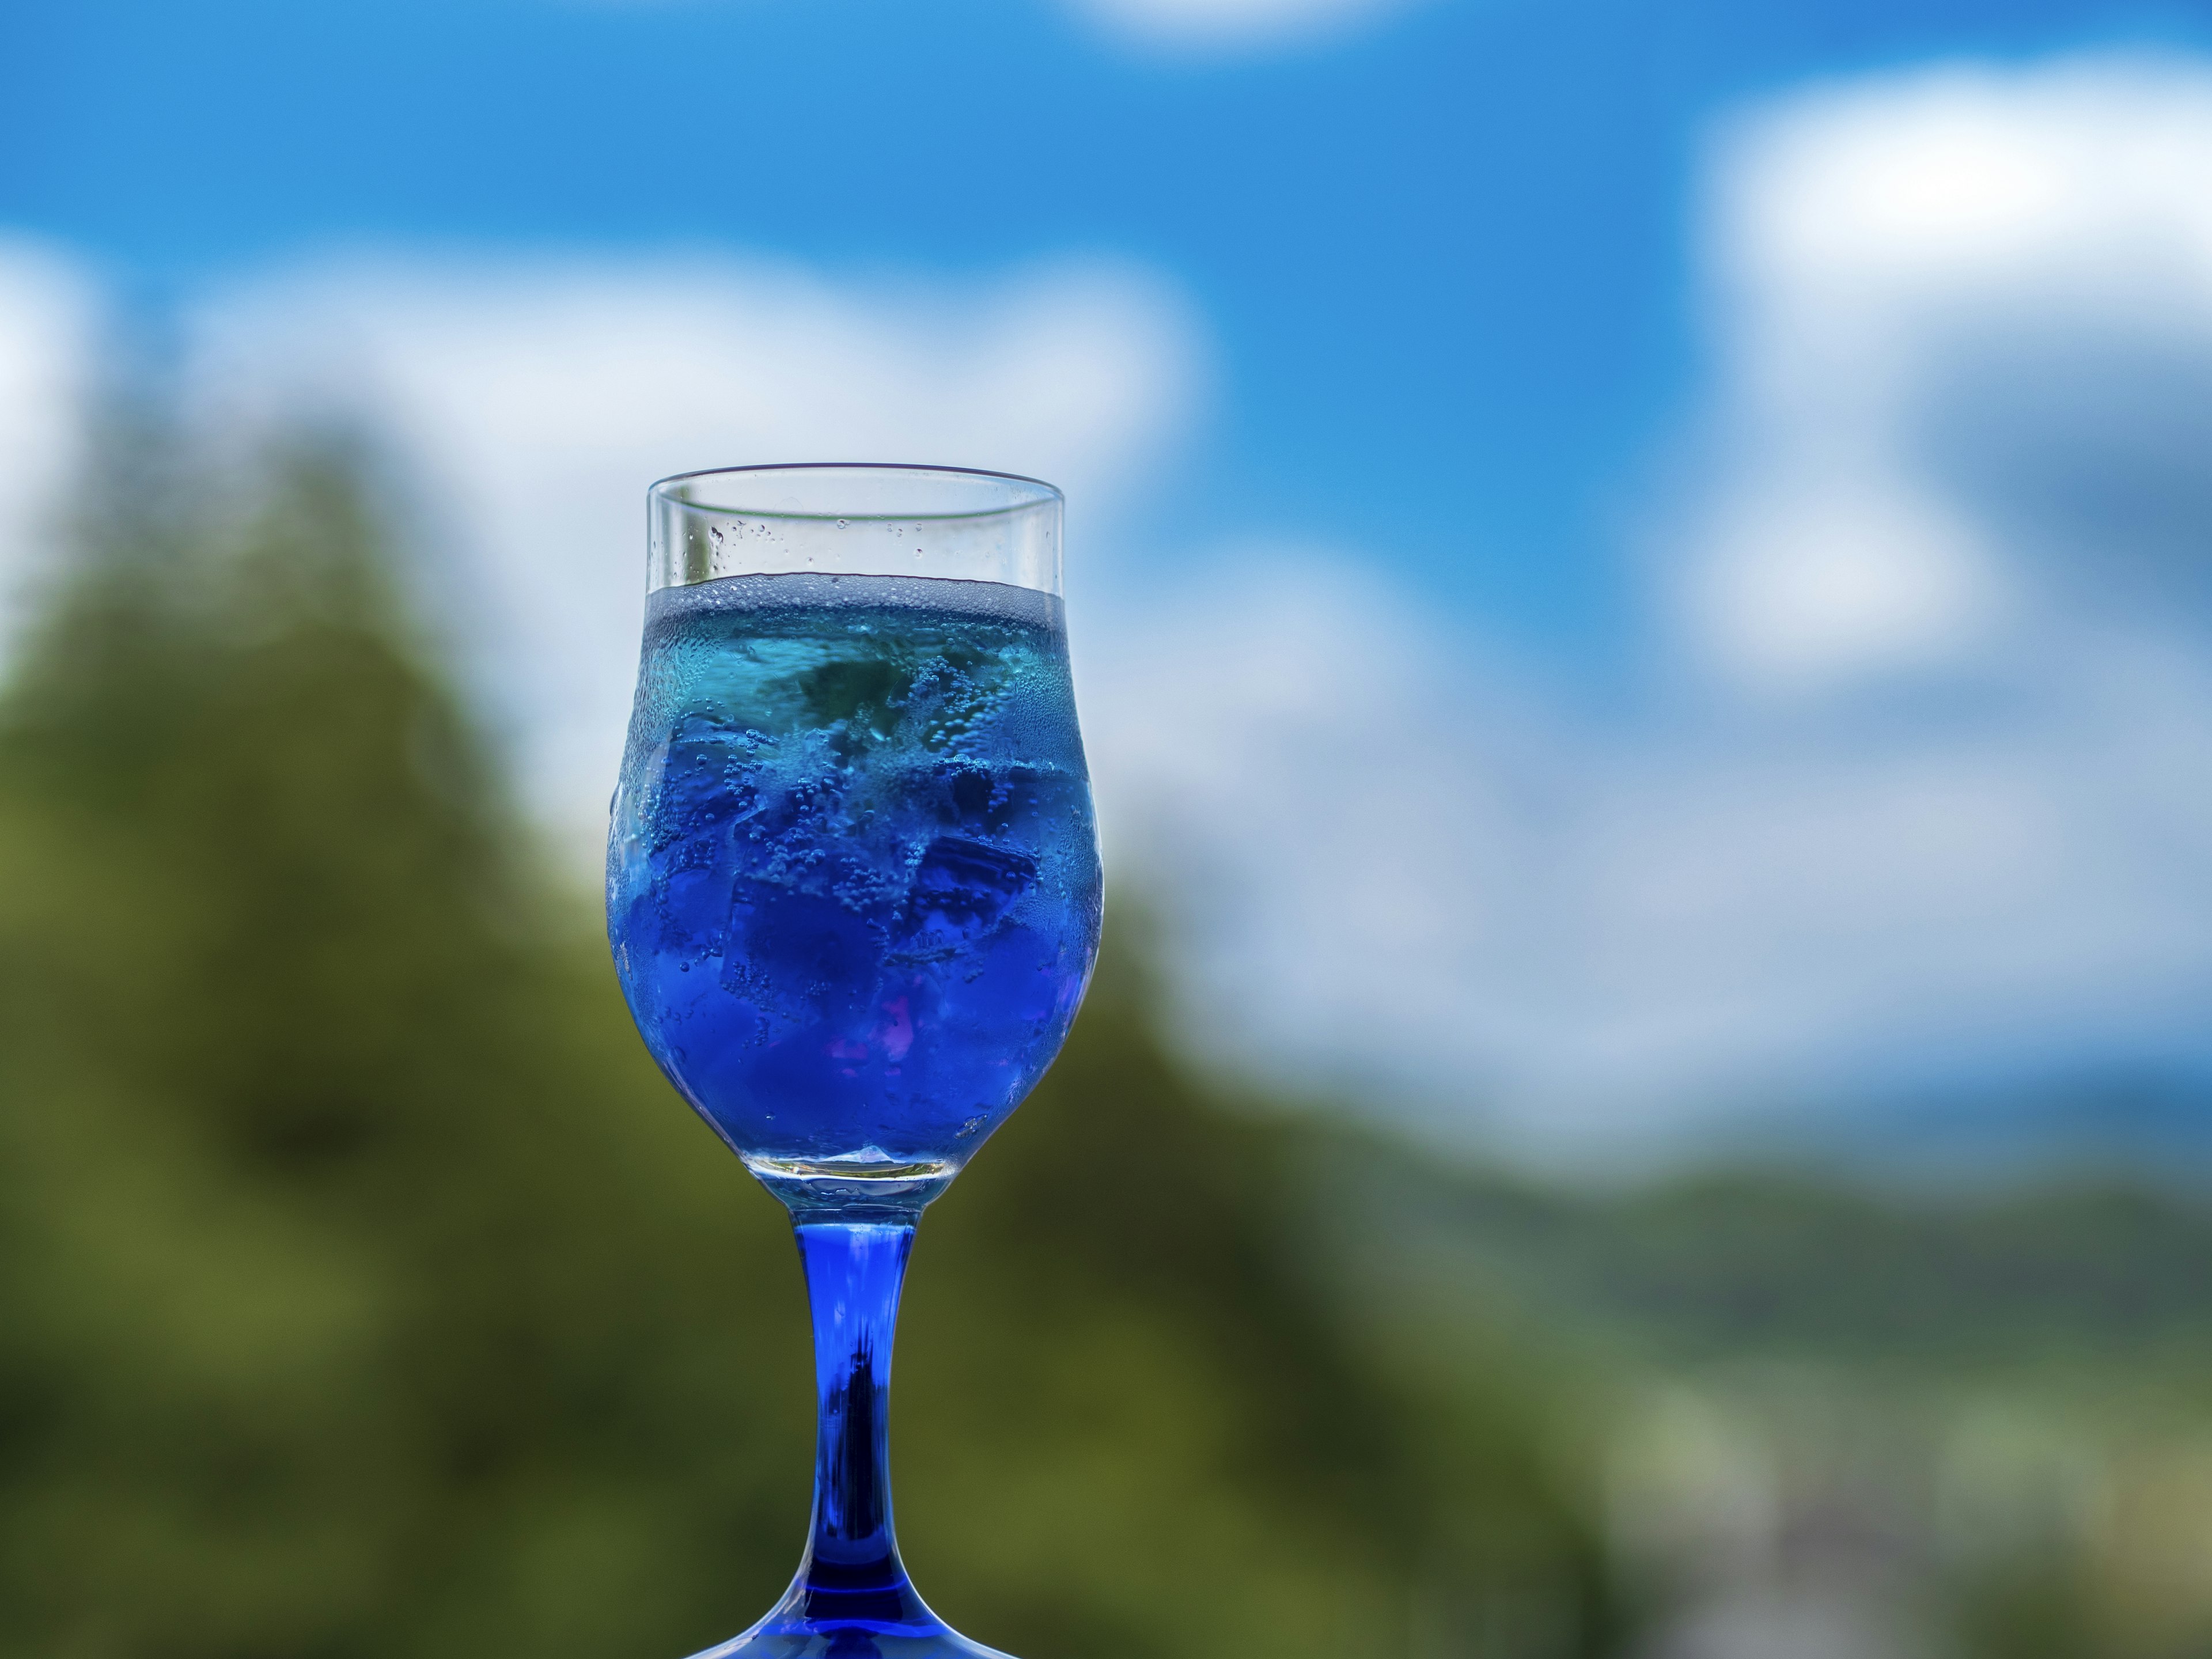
[789,1217,929,1627]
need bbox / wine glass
[607,464,1104,1659]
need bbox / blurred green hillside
[0,445,1619,1659]
[1317,1137,2212,1377]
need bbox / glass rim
[648,463,1063,525]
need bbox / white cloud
[1094,558,2212,1149]
[1095,55,2212,1152]
[0,240,96,652]
[184,252,1203,848]
[1719,60,2212,309]
[1080,553,1555,1084]
[561,0,1419,55]
[1062,0,1423,54]
[1678,55,2212,692]
[1682,472,2002,687]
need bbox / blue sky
[10,0,2212,1155]
[11,0,2207,648]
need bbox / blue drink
[608,571,1103,1203]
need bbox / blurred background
[6,1,2212,1656]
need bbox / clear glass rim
[649,463,1063,525]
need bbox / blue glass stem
[787,1219,931,1631]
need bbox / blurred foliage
[0,443,1618,1659]
[1321,1136,2212,1377]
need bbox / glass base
[689,1578,1012,1659]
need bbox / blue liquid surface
[608,573,1103,1184]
